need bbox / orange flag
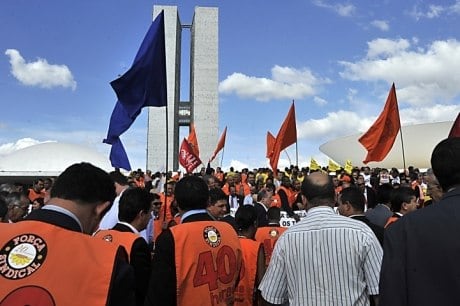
[187,123,200,157]
[448,112,460,138]
[209,126,227,162]
[269,102,297,173]
[359,83,400,164]
[266,131,276,158]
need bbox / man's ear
[95,201,111,218]
[401,202,409,211]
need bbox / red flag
[187,123,200,157]
[448,113,460,138]
[359,83,400,164]
[266,131,276,158]
[269,102,297,173]
[209,126,227,162]
[179,138,202,173]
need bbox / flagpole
[163,101,169,221]
[395,85,406,172]
[293,100,298,166]
[146,111,150,171]
[295,141,298,167]
[220,146,225,168]
[399,124,407,173]
[284,150,292,165]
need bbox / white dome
[0,142,113,176]
[319,121,453,170]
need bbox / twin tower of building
[147,6,219,171]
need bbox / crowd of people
[0,137,459,306]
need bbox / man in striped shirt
[259,172,383,306]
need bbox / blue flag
[103,11,167,171]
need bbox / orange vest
[222,184,230,195]
[277,186,296,207]
[94,229,139,259]
[152,215,182,243]
[28,188,45,202]
[235,238,261,306]
[159,193,175,222]
[152,219,164,243]
[215,172,224,184]
[0,221,121,306]
[170,221,242,306]
[255,226,287,267]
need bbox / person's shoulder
[254,202,264,210]
[367,204,383,212]
[112,223,133,232]
[182,212,214,223]
[339,214,372,228]
[131,236,150,252]
[333,214,379,236]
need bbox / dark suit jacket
[221,214,238,233]
[25,208,135,306]
[380,188,460,306]
[277,187,296,218]
[254,202,269,227]
[144,212,214,306]
[112,223,151,306]
[350,215,384,246]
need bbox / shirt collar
[306,206,335,215]
[181,209,207,223]
[118,221,140,234]
[42,204,83,232]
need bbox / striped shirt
[259,206,383,306]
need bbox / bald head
[301,172,335,207]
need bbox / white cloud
[219,65,330,102]
[346,88,358,103]
[297,110,374,140]
[370,20,389,32]
[313,96,328,106]
[366,38,411,59]
[5,49,77,90]
[226,159,250,172]
[451,1,460,14]
[339,39,460,105]
[0,138,55,156]
[409,2,460,20]
[312,0,356,17]
[425,5,444,18]
[399,104,460,125]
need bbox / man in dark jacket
[95,187,152,306]
[337,186,384,246]
[380,137,460,306]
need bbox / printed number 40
[193,245,237,291]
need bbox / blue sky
[1,0,460,171]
